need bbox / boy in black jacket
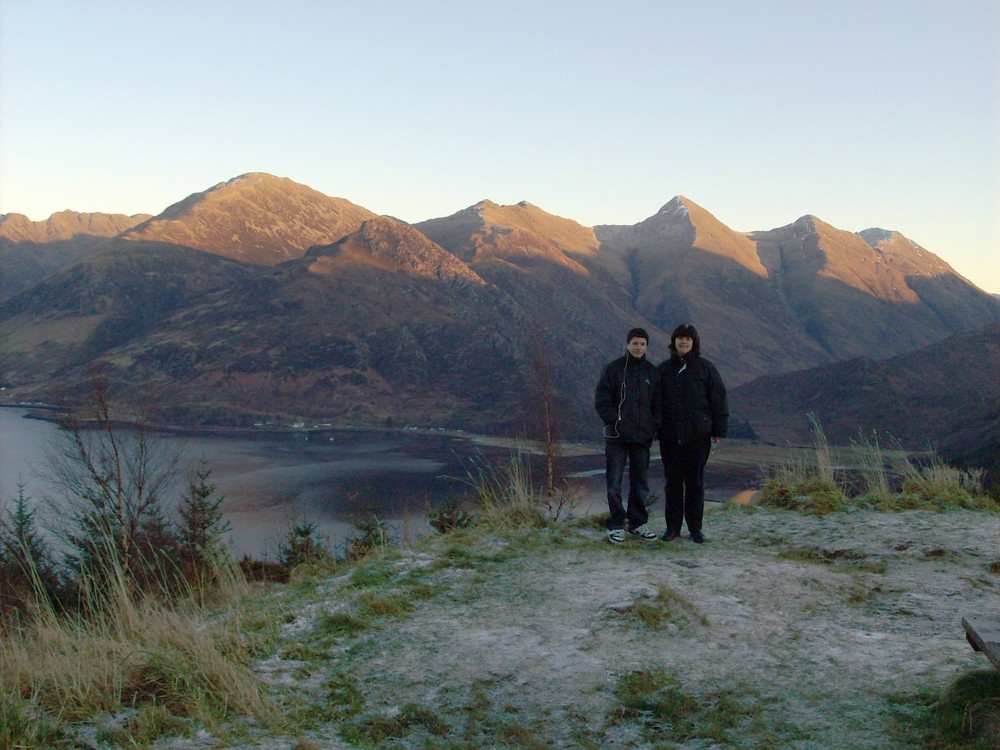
[594,328,662,544]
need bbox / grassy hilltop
[3,447,1000,749]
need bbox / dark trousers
[605,442,650,530]
[659,436,712,534]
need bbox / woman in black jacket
[658,324,728,543]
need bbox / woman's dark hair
[669,323,700,356]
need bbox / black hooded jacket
[594,353,662,445]
[658,353,728,444]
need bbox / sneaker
[690,531,706,544]
[661,529,680,542]
[608,529,625,544]
[627,524,658,541]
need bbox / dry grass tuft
[464,453,552,531]
[759,416,997,515]
[0,557,276,745]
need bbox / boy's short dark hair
[626,327,649,343]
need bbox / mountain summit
[122,173,377,265]
[416,199,601,273]
[750,216,998,356]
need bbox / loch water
[0,406,752,559]
[0,407,539,558]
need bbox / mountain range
[1,173,998,453]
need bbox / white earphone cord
[603,353,628,439]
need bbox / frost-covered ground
[153,505,999,749]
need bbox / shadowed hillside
[730,322,1000,458]
[0,211,151,300]
[0,239,256,399]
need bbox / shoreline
[3,402,798,474]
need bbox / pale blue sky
[2,0,998,291]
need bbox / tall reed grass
[0,548,276,747]
[758,414,847,514]
[458,451,565,531]
[759,415,997,513]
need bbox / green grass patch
[841,581,884,605]
[494,719,551,749]
[348,560,398,588]
[355,590,414,620]
[758,477,848,515]
[608,669,805,746]
[778,545,886,573]
[0,690,65,749]
[608,668,702,739]
[316,609,370,638]
[631,585,709,630]
[432,543,479,570]
[923,547,958,560]
[889,671,1000,749]
[415,679,562,748]
[279,671,368,732]
[279,642,329,662]
[927,670,1000,748]
[402,579,441,601]
[106,703,193,746]
[324,672,367,721]
[340,702,450,746]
